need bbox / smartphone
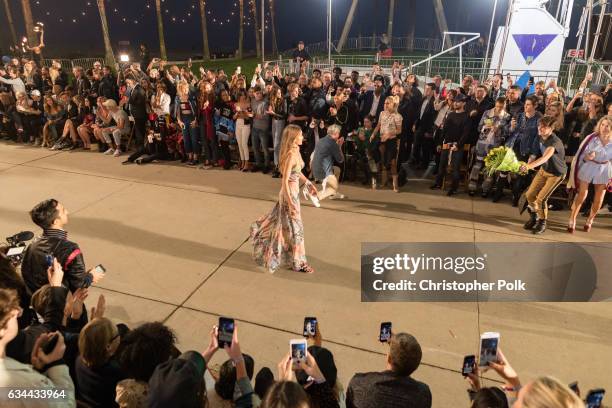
[303,317,317,338]
[568,381,580,396]
[236,66,241,74]
[257,63,261,71]
[462,355,476,376]
[379,322,392,343]
[218,317,235,348]
[479,332,500,367]
[94,264,106,274]
[42,333,59,355]
[529,76,535,83]
[45,254,54,268]
[586,389,605,408]
[290,339,308,369]
[6,246,26,257]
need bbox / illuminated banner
[361,243,611,302]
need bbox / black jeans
[435,148,464,189]
[126,117,147,161]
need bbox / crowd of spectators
[0,214,598,408]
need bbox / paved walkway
[1,143,610,406]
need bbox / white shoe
[104,148,114,155]
[309,194,321,208]
[113,149,122,157]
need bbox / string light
[27,0,259,29]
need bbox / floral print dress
[250,158,308,273]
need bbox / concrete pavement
[1,142,610,407]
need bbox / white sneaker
[113,149,122,157]
[104,148,115,155]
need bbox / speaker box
[588,13,612,61]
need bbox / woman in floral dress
[250,124,318,273]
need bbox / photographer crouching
[21,199,104,297]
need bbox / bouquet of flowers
[483,146,528,176]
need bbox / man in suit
[359,75,387,125]
[122,76,148,164]
[412,82,437,169]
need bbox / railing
[264,54,610,92]
[299,36,452,55]
[41,57,106,71]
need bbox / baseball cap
[31,90,41,97]
[374,75,385,83]
[454,93,468,102]
[148,351,206,408]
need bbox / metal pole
[584,0,592,68]
[482,0,498,80]
[459,44,463,83]
[497,0,515,73]
[261,0,265,63]
[328,0,332,66]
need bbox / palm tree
[238,0,244,59]
[20,0,36,45]
[407,0,416,51]
[3,0,17,47]
[96,0,115,66]
[269,0,278,56]
[155,0,167,60]
[386,0,395,40]
[199,0,211,60]
[250,0,261,58]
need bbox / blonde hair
[385,95,400,112]
[279,124,303,175]
[78,317,116,368]
[521,376,584,408]
[177,80,190,97]
[595,115,612,134]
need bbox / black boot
[523,209,537,230]
[532,219,547,234]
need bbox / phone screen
[462,355,476,376]
[6,246,25,256]
[218,317,235,348]
[303,317,317,337]
[586,389,605,408]
[291,341,307,367]
[95,264,106,274]
[479,336,499,366]
[379,322,392,342]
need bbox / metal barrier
[264,54,610,93]
[41,57,106,71]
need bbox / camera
[4,231,34,266]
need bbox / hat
[1,56,10,65]
[31,90,41,97]
[102,99,118,109]
[374,75,385,83]
[454,93,468,102]
[148,351,206,408]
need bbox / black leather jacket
[21,229,91,294]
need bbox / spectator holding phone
[346,332,431,408]
[22,199,104,295]
[0,288,76,407]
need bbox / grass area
[191,57,261,76]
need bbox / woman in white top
[371,95,403,192]
[151,82,171,117]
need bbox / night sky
[0,0,588,58]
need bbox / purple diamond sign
[512,34,557,64]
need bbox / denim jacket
[505,111,542,158]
